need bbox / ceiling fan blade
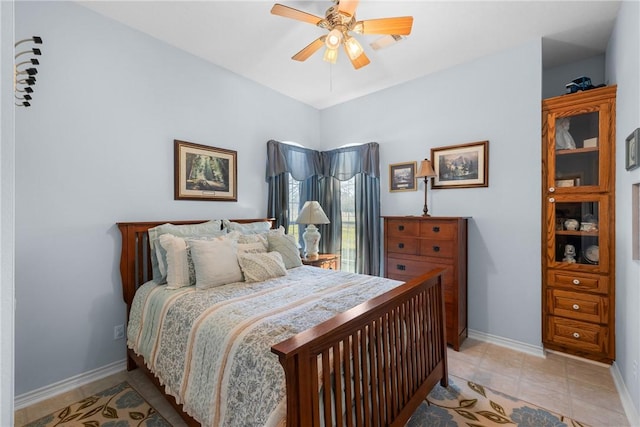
[370,34,404,51]
[271,4,324,25]
[337,0,359,17]
[292,36,326,61]
[355,16,413,35]
[343,45,370,70]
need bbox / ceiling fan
[271,0,413,70]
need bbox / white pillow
[148,220,224,282]
[238,251,287,283]
[267,233,302,269]
[158,234,190,289]
[189,238,244,289]
[222,220,272,234]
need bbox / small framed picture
[174,140,237,201]
[431,141,489,189]
[625,128,639,171]
[389,161,417,192]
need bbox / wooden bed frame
[117,219,448,427]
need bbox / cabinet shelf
[556,230,599,236]
[556,146,599,155]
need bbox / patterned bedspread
[127,265,403,427]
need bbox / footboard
[271,269,448,427]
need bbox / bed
[117,218,448,426]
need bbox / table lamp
[295,201,330,260]
[416,159,437,216]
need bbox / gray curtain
[355,173,380,275]
[322,143,380,275]
[266,140,322,230]
[318,176,341,254]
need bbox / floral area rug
[408,375,590,427]
[22,381,171,427]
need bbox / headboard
[116,218,274,312]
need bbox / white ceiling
[78,1,621,110]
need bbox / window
[287,175,356,272]
[287,174,301,238]
[340,178,356,272]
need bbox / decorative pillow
[147,220,224,283]
[222,220,272,234]
[238,251,287,283]
[158,234,190,289]
[189,238,244,289]
[267,233,302,269]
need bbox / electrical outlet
[113,324,125,340]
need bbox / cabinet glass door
[546,102,612,195]
[547,195,609,272]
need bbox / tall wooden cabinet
[383,216,468,350]
[541,86,616,364]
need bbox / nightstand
[301,253,340,270]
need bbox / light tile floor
[15,339,631,427]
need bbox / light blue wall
[542,55,605,99]
[13,1,320,395]
[606,0,640,421]
[320,40,543,347]
[1,1,15,424]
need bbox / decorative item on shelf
[584,245,599,264]
[583,137,598,148]
[416,158,436,216]
[296,201,330,261]
[563,218,579,231]
[580,222,598,232]
[14,36,43,107]
[563,244,577,263]
[555,117,576,150]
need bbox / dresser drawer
[546,316,610,355]
[547,289,609,323]
[547,271,609,294]
[387,237,420,255]
[420,240,455,258]
[419,221,457,239]
[385,257,452,286]
[386,220,419,237]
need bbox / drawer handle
[572,332,580,339]
[397,264,406,271]
[433,226,440,232]
[572,304,580,310]
[433,245,440,252]
[573,279,581,285]
[398,225,405,231]
[398,243,405,249]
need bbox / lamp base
[302,224,321,260]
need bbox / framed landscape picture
[431,140,489,189]
[389,161,417,192]
[626,128,639,171]
[174,139,237,201]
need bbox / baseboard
[468,329,545,357]
[611,362,640,427]
[14,359,127,410]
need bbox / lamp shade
[416,159,436,178]
[296,201,330,225]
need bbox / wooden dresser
[383,216,468,350]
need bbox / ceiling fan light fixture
[325,28,343,49]
[344,36,364,60]
[323,47,339,64]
